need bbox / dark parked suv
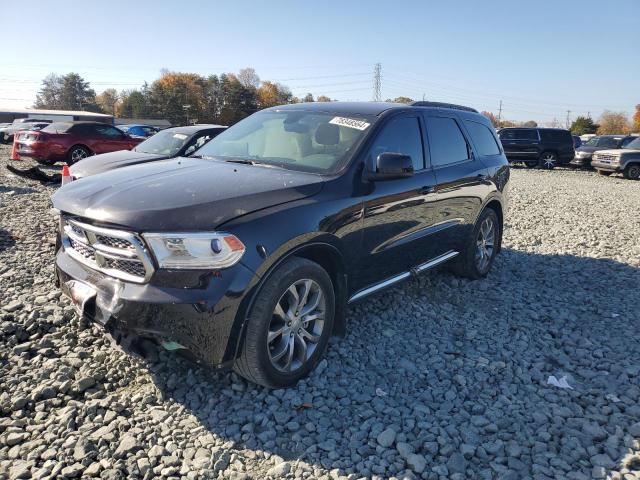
[498,127,575,169]
[52,101,509,388]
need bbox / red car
[15,121,143,165]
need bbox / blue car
[118,124,159,138]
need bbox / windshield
[623,137,640,150]
[584,136,620,148]
[194,110,372,173]
[134,130,190,155]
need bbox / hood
[70,150,164,179]
[53,157,324,231]
[593,149,624,156]
[576,146,600,153]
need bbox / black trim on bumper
[56,249,258,368]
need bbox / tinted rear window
[499,129,538,141]
[540,129,572,143]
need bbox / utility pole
[422,93,426,101]
[373,63,382,102]
[498,100,503,123]
[566,110,571,129]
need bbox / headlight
[143,232,245,269]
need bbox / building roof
[0,107,112,117]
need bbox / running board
[348,250,459,304]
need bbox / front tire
[539,151,557,170]
[451,208,501,279]
[67,145,90,165]
[623,164,640,180]
[234,257,335,388]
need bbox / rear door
[423,112,490,254]
[539,129,574,163]
[499,128,540,161]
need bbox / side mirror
[369,152,414,181]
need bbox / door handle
[420,186,436,194]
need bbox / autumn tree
[390,96,413,104]
[597,111,631,135]
[96,88,120,115]
[316,95,332,102]
[633,104,640,133]
[302,93,314,103]
[521,120,537,127]
[570,116,598,135]
[481,111,499,127]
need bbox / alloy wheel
[71,148,88,163]
[540,153,557,169]
[475,217,496,272]
[267,279,326,372]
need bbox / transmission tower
[373,63,382,102]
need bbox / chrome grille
[593,153,619,164]
[60,216,154,283]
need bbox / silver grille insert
[60,216,154,283]
[593,153,619,164]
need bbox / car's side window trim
[422,113,476,170]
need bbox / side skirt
[347,250,459,304]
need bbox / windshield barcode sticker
[329,117,370,131]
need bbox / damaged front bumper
[56,246,258,369]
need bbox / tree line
[481,107,640,135]
[34,68,334,126]
[33,70,640,133]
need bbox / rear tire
[234,257,335,388]
[67,145,90,165]
[623,164,640,180]
[597,170,612,176]
[451,208,501,280]
[539,151,557,170]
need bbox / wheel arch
[476,196,504,252]
[231,238,349,364]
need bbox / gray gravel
[1,149,640,479]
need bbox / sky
[1,0,638,125]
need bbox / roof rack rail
[409,101,478,113]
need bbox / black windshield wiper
[223,158,258,165]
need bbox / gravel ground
[1,147,639,480]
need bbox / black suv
[498,127,575,169]
[52,101,509,388]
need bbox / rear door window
[516,129,539,141]
[465,121,501,156]
[425,116,470,167]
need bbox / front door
[356,114,439,290]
